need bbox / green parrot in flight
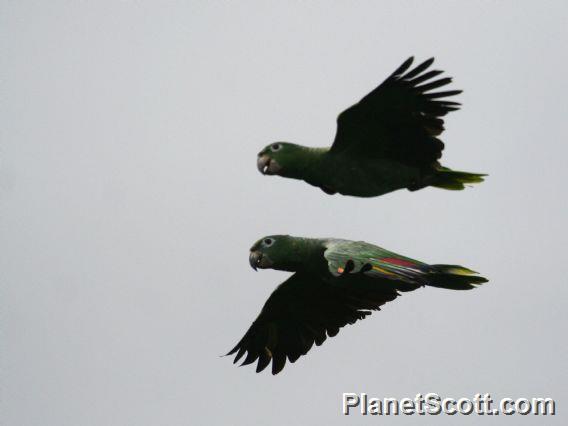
[257,57,486,197]
[228,235,487,374]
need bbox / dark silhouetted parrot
[256,57,486,197]
[228,235,487,374]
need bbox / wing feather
[331,57,461,167]
[324,240,430,285]
[227,271,400,374]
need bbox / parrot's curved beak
[249,250,272,271]
[257,154,282,175]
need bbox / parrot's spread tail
[431,166,486,190]
[426,264,488,290]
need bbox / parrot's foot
[408,180,425,191]
[408,175,435,191]
[319,185,337,195]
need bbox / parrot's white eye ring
[270,143,282,152]
[263,238,274,246]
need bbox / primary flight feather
[257,57,486,197]
[228,235,488,375]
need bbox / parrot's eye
[263,238,274,246]
[270,143,282,152]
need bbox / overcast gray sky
[2,1,567,425]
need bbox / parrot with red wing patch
[227,235,487,374]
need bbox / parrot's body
[257,57,486,197]
[272,146,421,197]
[228,235,487,374]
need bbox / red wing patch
[381,258,418,268]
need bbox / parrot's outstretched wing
[324,239,487,289]
[330,57,461,168]
[227,271,399,375]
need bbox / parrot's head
[256,142,303,176]
[249,235,305,272]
